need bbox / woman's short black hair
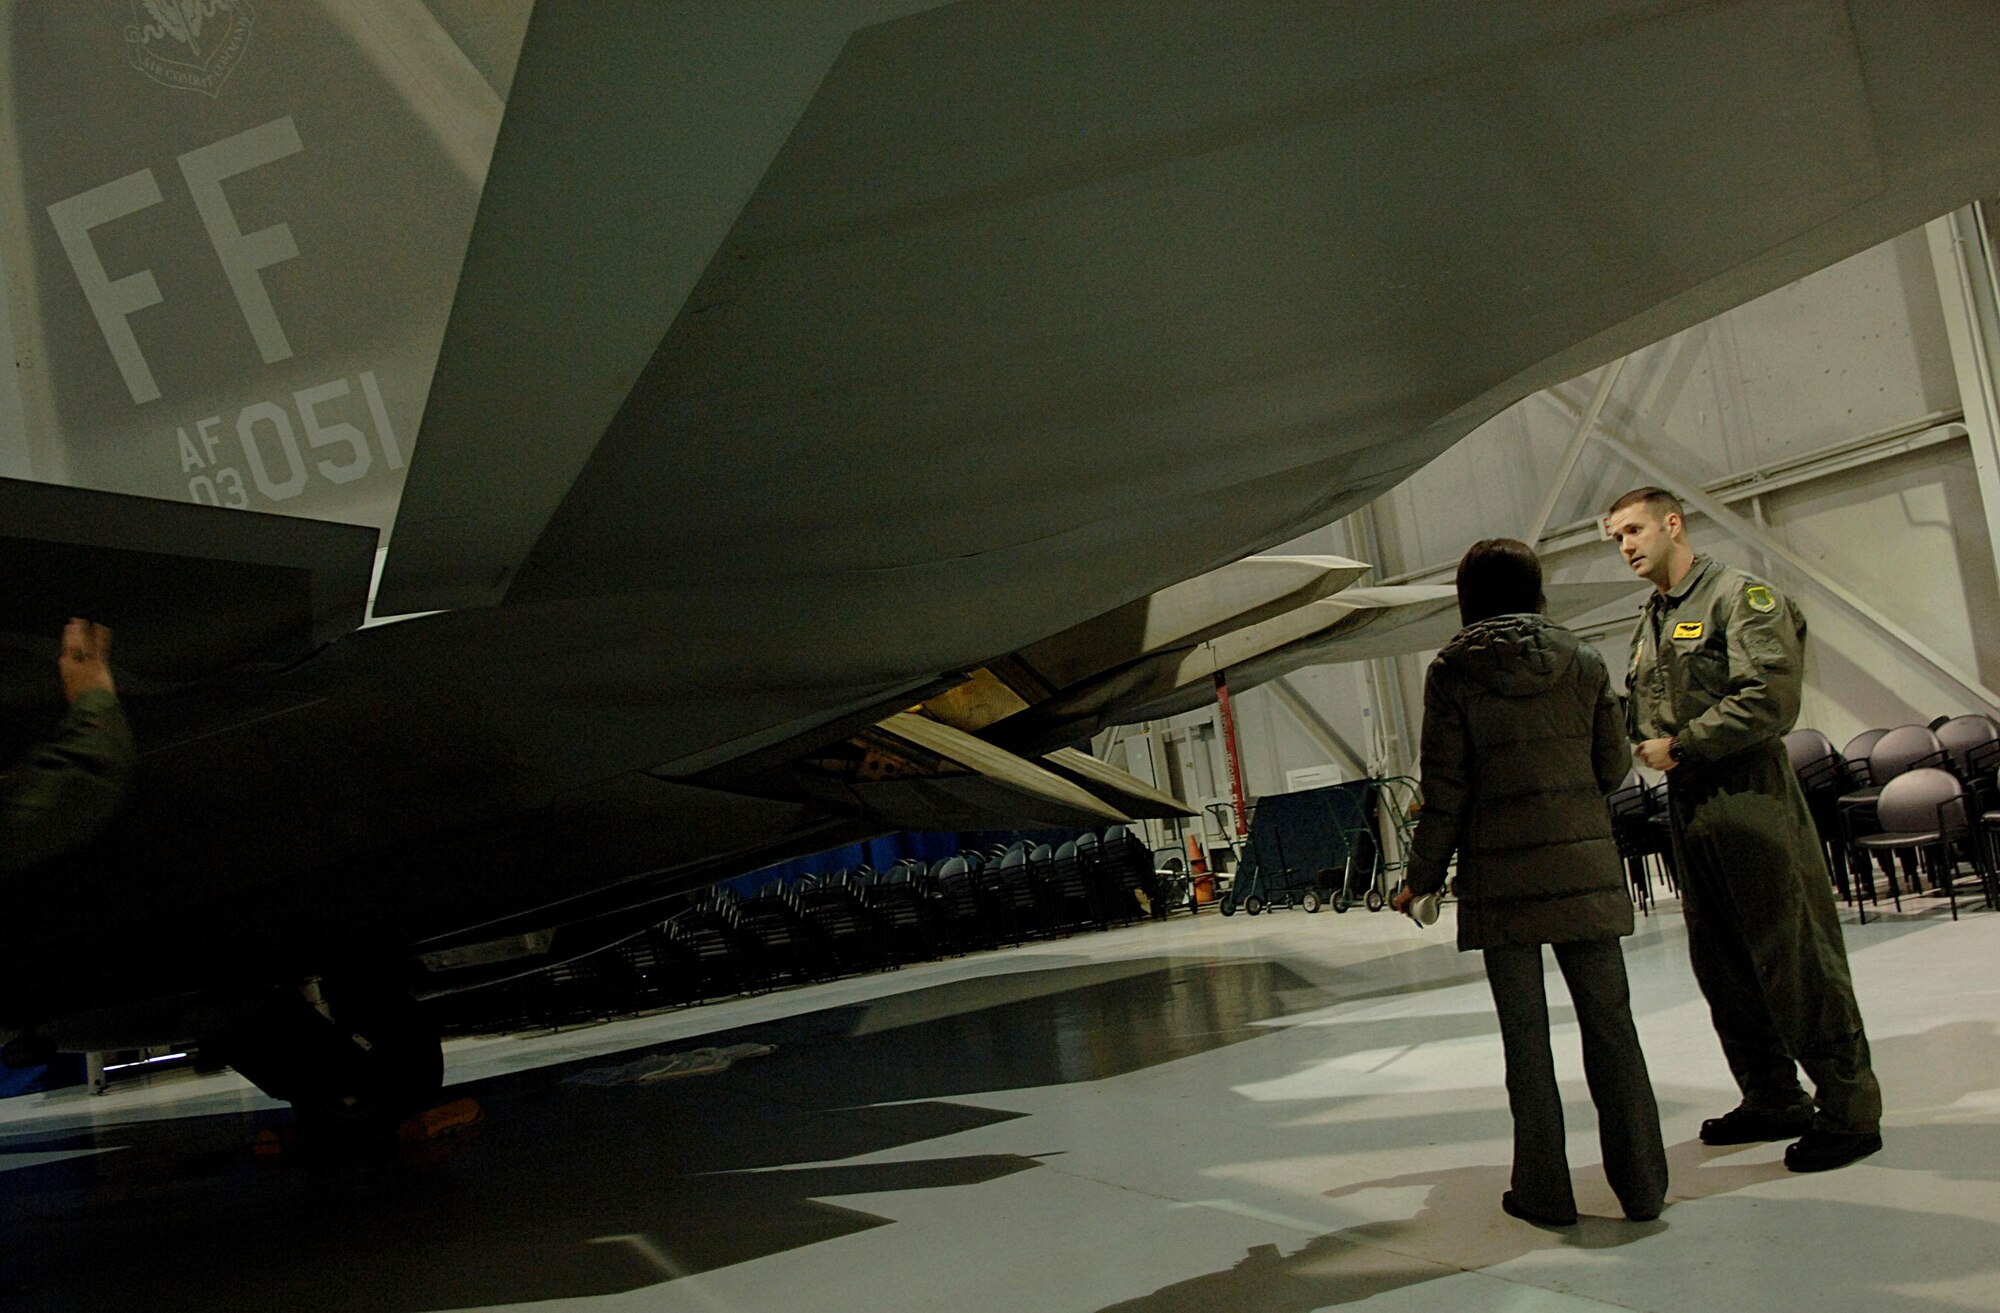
[1456,538,1545,626]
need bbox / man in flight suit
[1607,487,1882,1172]
[3,618,133,876]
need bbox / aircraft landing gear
[216,977,443,1138]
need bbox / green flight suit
[1626,554,1881,1135]
[2,689,135,876]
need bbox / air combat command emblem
[125,0,255,98]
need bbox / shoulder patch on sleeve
[1745,583,1777,613]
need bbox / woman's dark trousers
[1483,937,1668,1219]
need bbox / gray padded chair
[1851,767,1979,920]
[1842,725,1946,801]
[1838,726,1946,825]
[1838,726,1949,912]
[1937,716,2000,808]
[1784,728,1841,780]
[1840,728,1891,787]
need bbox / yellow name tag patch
[1672,621,1705,640]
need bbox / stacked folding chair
[793,870,893,972]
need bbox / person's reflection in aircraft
[2,619,134,875]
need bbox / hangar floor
[3,891,1997,1312]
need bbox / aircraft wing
[1038,748,1198,821]
[856,712,1131,830]
[1239,581,1648,673]
[1105,581,1647,727]
[920,556,1366,729]
[17,1,2000,802]
[368,0,2000,803]
[805,571,1633,783]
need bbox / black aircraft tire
[228,980,443,1140]
[298,985,443,1137]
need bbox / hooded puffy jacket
[1405,613,1633,950]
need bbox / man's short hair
[1456,537,1545,626]
[1608,486,1684,522]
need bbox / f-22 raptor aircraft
[3,0,1999,1127]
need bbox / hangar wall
[1105,209,2000,857]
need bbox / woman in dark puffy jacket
[1395,538,1667,1226]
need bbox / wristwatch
[1667,737,1685,763]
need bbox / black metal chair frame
[1848,768,1992,924]
[1790,748,1855,902]
[1837,740,1951,910]
[1851,782,1984,921]
[1607,779,1675,913]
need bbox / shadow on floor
[1873,1019,2000,1114]
[1094,1151,1671,1313]
[1097,1118,2000,1313]
[0,953,1455,1312]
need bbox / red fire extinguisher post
[1212,670,1251,844]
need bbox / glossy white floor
[7,890,1998,1313]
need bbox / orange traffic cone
[1187,833,1218,907]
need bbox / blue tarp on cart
[1242,781,1382,899]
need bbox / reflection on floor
[2,894,1997,1312]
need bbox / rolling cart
[1217,816,1336,915]
[1213,778,1415,916]
[1328,775,1424,912]
[1327,819,1385,913]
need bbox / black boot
[1784,1128,1882,1172]
[1699,1104,1813,1146]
